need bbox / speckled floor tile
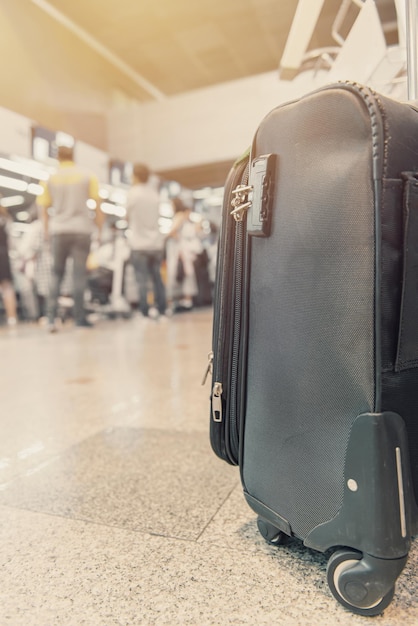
[0,427,238,541]
[1,505,417,626]
[199,485,418,623]
[0,310,212,486]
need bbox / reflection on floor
[0,309,417,625]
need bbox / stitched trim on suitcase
[395,173,418,371]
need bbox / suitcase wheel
[326,549,395,616]
[257,517,285,546]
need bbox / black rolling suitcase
[207,7,418,617]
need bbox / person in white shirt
[165,197,203,312]
[126,163,167,319]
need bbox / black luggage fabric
[209,82,418,616]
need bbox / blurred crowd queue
[0,147,218,330]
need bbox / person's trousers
[48,233,91,324]
[131,249,166,316]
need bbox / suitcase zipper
[208,153,250,464]
[226,173,252,462]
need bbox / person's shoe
[179,298,193,309]
[176,300,194,313]
[148,307,159,320]
[75,319,94,328]
[47,322,57,333]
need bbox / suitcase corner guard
[304,411,416,558]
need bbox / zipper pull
[212,382,223,422]
[202,351,214,386]
[231,184,253,222]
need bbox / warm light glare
[101,202,126,217]
[204,196,223,207]
[27,183,44,195]
[55,131,74,147]
[193,188,212,199]
[16,211,30,221]
[0,157,50,181]
[168,181,181,196]
[0,195,25,207]
[109,190,127,205]
[99,188,110,199]
[0,175,27,192]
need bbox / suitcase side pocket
[395,172,418,371]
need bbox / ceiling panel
[32,0,397,99]
[0,0,400,187]
[31,0,305,96]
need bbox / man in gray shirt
[126,163,166,319]
[37,145,104,330]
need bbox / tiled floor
[0,309,417,625]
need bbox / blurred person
[0,199,18,325]
[37,145,104,331]
[86,223,131,313]
[165,197,203,312]
[193,220,217,307]
[126,163,166,319]
[18,213,53,321]
[205,220,219,287]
